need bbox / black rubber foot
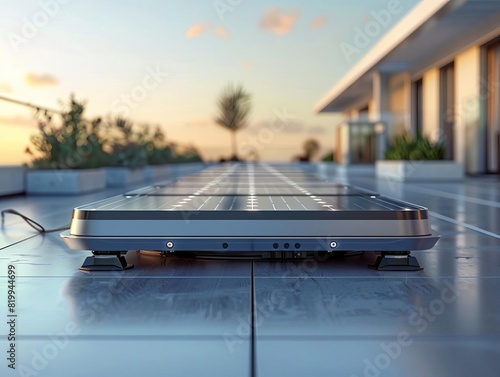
[80,253,134,271]
[368,252,423,271]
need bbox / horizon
[0,0,420,164]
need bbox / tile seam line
[3,276,500,279]
[429,211,500,239]
[254,335,500,342]
[0,233,41,251]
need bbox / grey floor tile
[255,338,500,377]
[253,277,500,337]
[11,338,249,377]
[0,276,250,337]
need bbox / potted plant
[376,133,464,182]
[102,117,148,187]
[25,95,107,195]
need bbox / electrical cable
[1,209,70,233]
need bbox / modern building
[315,0,500,174]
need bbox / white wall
[388,73,412,136]
[340,124,350,164]
[422,67,441,142]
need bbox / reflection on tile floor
[0,276,251,337]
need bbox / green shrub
[384,133,445,161]
[27,95,203,169]
[27,95,107,169]
[143,126,174,165]
[102,117,148,168]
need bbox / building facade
[315,0,500,174]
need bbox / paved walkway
[0,165,499,377]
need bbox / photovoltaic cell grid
[79,163,423,212]
[78,195,420,212]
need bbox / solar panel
[61,163,440,271]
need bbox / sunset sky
[0,0,419,164]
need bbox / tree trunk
[231,130,237,160]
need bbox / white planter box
[26,168,106,195]
[105,167,145,187]
[0,166,25,196]
[376,160,464,182]
[336,163,375,176]
[168,163,206,179]
[144,165,169,182]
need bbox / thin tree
[214,83,252,160]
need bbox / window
[440,62,455,160]
[413,79,423,136]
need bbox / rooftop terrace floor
[1,164,499,377]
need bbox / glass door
[349,123,377,164]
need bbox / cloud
[308,125,328,135]
[239,61,255,71]
[310,16,327,29]
[259,7,299,35]
[25,73,58,87]
[186,24,230,40]
[0,83,12,92]
[185,23,209,39]
[214,26,230,39]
